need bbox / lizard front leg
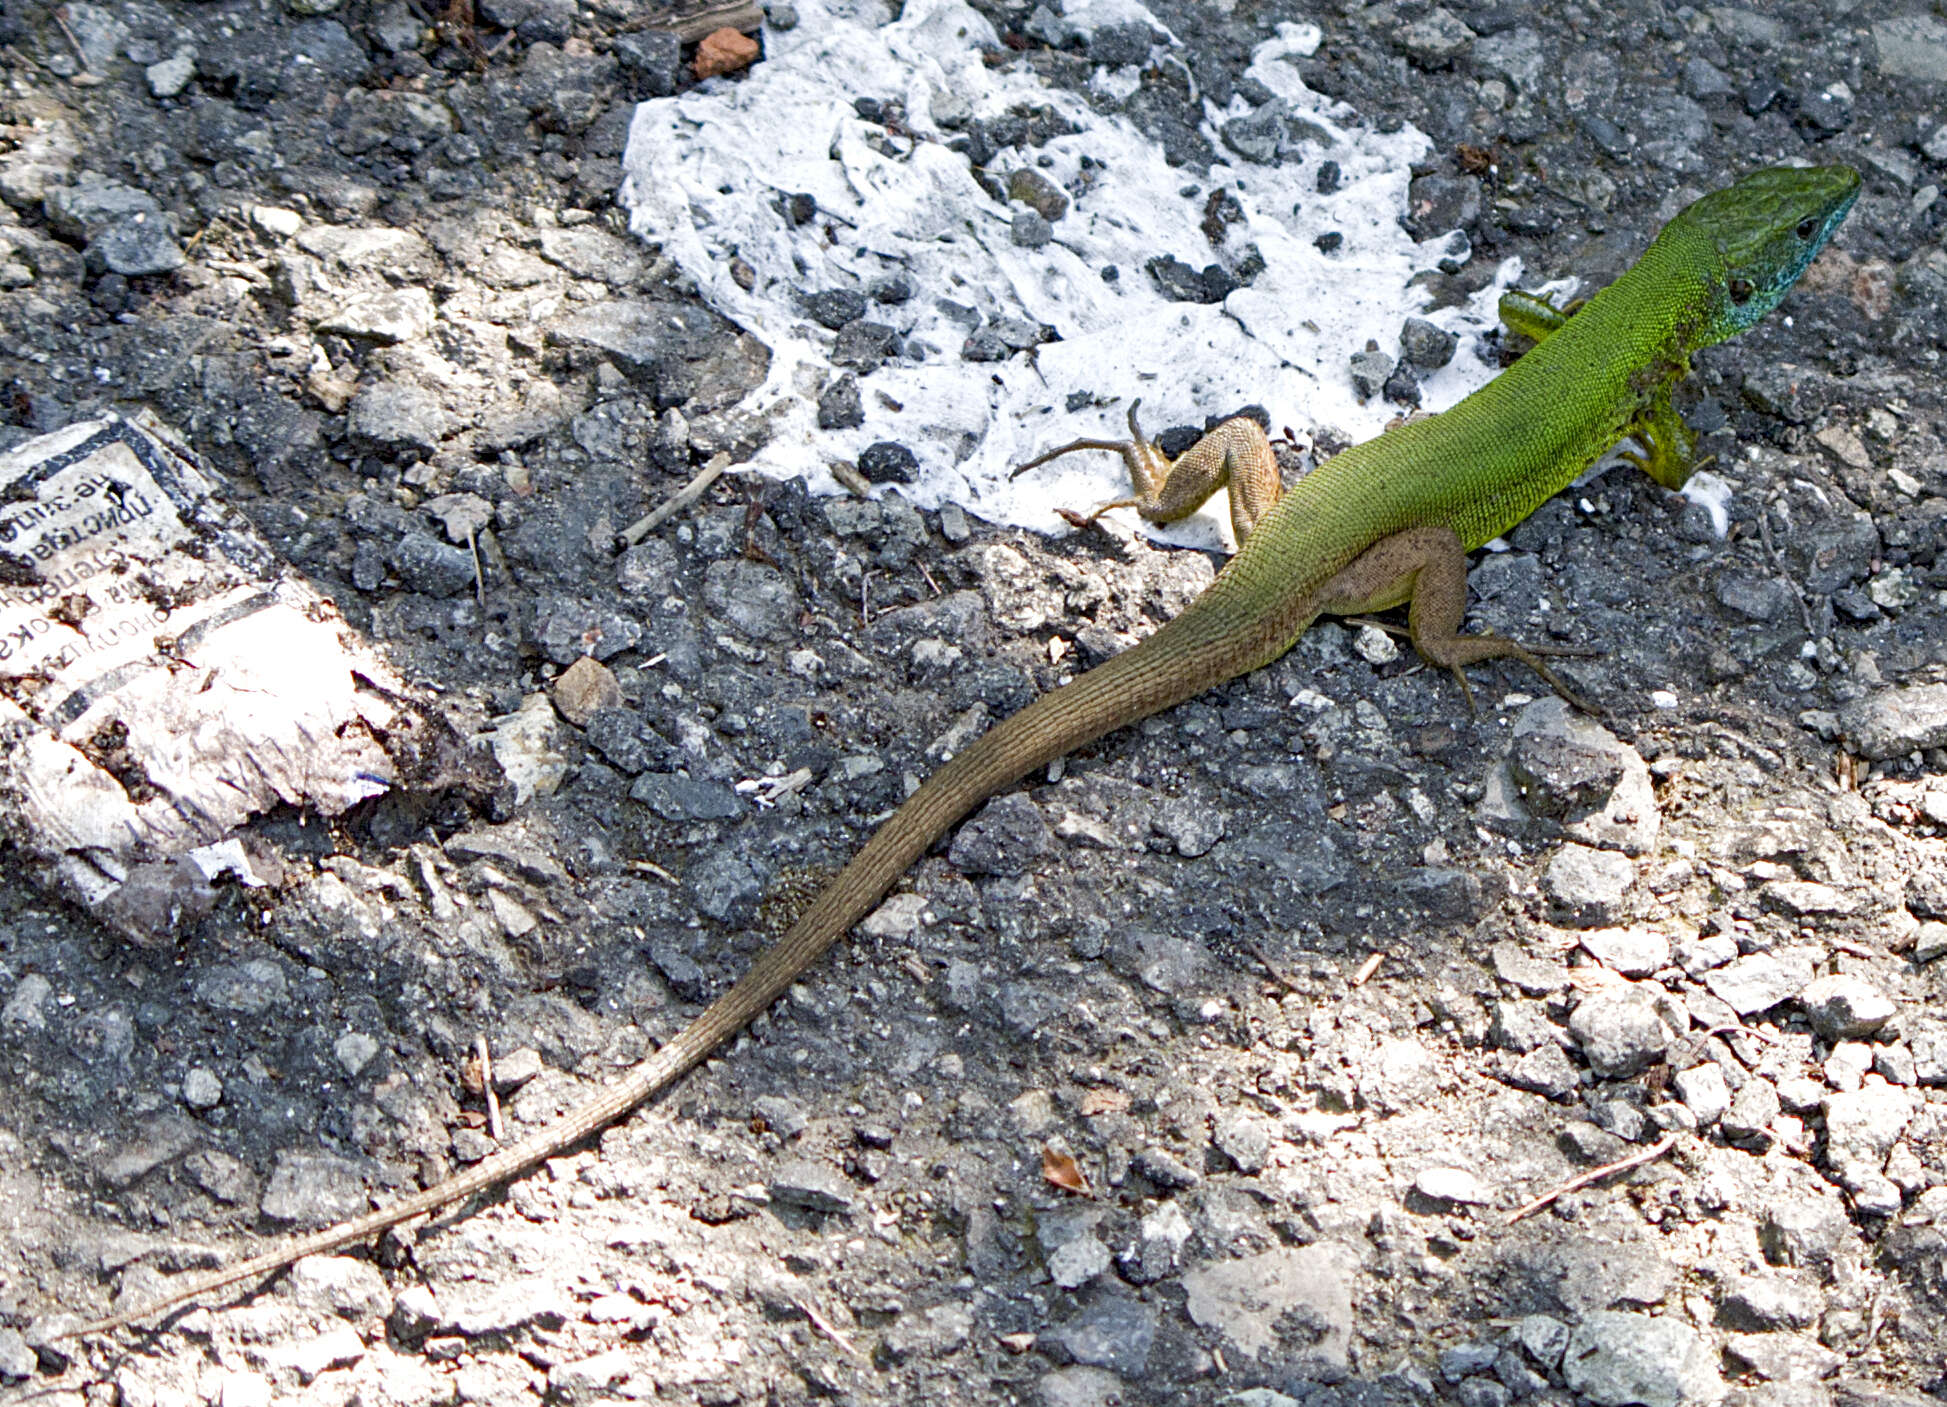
[1012,401,1283,544]
[1617,382,1703,489]
[1318,525,1595,715]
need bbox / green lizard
[61,164,1858,1340]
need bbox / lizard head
[1684,164,1860,341]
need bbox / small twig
[52,7,89,69]
[629,859,678,883]
[1507,1133,1678,1224]
[1251,941,1301,994]
[1701,1023,1775,1046]
[917,560,942,597]
[620,0,763,41]
[467,525,485,608]
[475,1035,503,1141]
[795,1299,861,1359]
[616,452,729,546]
[1350,953,1383,987]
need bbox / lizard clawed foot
[1347,617,1603,718]
[1011,399,1157,481]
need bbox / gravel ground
[4,1,1947,1405]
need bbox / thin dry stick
[617,452,730,546]
[795,1299,862,1359]
[1250,941,1301,995]
[467,526,485,608]
[620,1,763,41]
[476,1035,503,1142]
[1507,1133,1678,1224]
[52,7,89,69]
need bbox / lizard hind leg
[1316,525,1599,715]
[1011,401,1284,544]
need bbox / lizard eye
[1795,217,1818,240]
[1728,277,1756,304]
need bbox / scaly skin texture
[62,164,1859,1341]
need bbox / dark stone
[806,288,868,330]
[630,773,743,822]
[391,532,475,598]
[614,30,682,96]
[857,441,918,484]
[817,374,864,429]
[831,319,900,373]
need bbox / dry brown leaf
[1041,1146,1092,1196]
[1078,1088,1130,1117]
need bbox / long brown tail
[68,593,1290,1338]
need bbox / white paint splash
[621,0,1528,548]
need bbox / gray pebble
[1672,1062,1729,1125]
[1579,928,1670,978]
[1045,1294,1156,1377]
[391,532,475,598]
[881,1303,971,1361]
[947,792,1051,878]
[181,1066,223,1109]
[1515,1314,1569,1369]
[752,1094,808,1140]
[1716,1275,1819,1332]
[1702,953,1804,1016]
[1399,316,1456,370]
[1723,1077,1781,1144]
[261,1151,370,1227]
[1131,1145,1200,1190]
[1048,1233,1111,1290]
[1396,7,1475,65]
[1439,1342,1501,1382]
[1506,1041,1578,1098]
[702,557,800,640]
[196,959,288,1015]
[147,50,196,99]
[1012,210,1053,248]
[769,1159,853,1214]
[1760,1187,1852,1268]
[1544,844,1635,926]
[0,1327,33,1382]
[1,973,51,1030]
[349,382,448,453]
[1567,985,1671,1079]
[1561,1310,1718,1407]
[682,850,761,925]
[1798,974,1895,1041]
[86,215,184,277]
[333,1031,381,1077]
[1454,1377,1511,1407]
[1349,348,1394,400]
